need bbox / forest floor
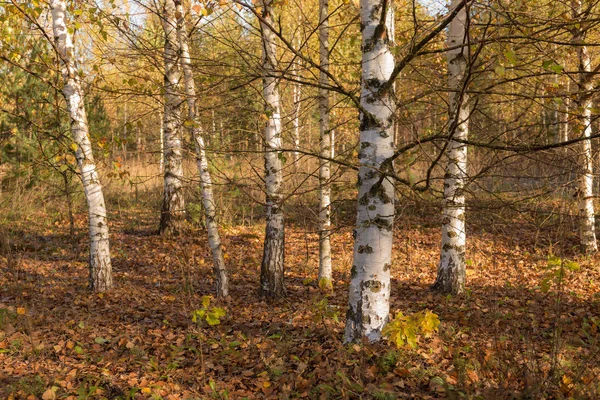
[1,198,600,399]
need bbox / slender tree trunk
[573,0,598,253]
[344,0,395,343]
[136,127,141,162]
[259,0,285,297]
[318,0,333,289]
[159,0,186,235]
[175,1,229,297]
[432,0,469,295]
[159,113,164,172]
[549,73,560,143]
[123,103,128,161]
[560,78,570,143]
[50,0,112,291]
[292,71,301,164]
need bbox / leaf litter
[0,204,599,399]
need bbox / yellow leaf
[201,295,211,309]
[262,381,271,388]
[70,143,78,152]
[97,293,104,299]
[16,307,26,315]
[141,387,152,395]
[42,387,58,400]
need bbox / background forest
[1,0,600,398]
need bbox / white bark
[175,1,229,297]
[159,113,164,172]
[292,71,301,164]
[573,0,598,253]
[159,0,186,235]
[259,0,285,297]
[50,0,112,292]
[318,0,333,289]
[560,78,570,143]
[344,0,395,343]
[432,0,469,294]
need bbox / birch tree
[291,65,301,164]
[344,0,395,343]
[159,0,186,235]
[572,0,597,253]
[318,0,333,289]
[50,0,112,291]
[431,0,469,294]
[259,0,286,297]
[175,1,229,297]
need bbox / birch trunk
[159,0,186,235]
[50,0,112,291]
[159,114,164,172]
[573,0,598,253]
[318,0,333,289]
[560,78,570,143]
[344,0,395,343]
[292,72,301,164]
[175,1,229,297]
[432,0,469,294]
[259,0,285,297]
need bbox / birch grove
[431,0,470,294]
[344,0,395,343]
[175,1,229,297]
[50,0,113,292]
[259,0,286,297]
[159,0,186,235]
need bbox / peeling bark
[432,0,469,295]
[260,0,286,297]
[159,0,186,235]
[344,0,395,343]
[50,0,112,292]
[175,1,229,297]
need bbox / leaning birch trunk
[175,1,229,297]
[50,0,112,291]
[432,0,469,294]
[159,0,186,235]
[317,0,333,290]
[344,0,395,343]
[573,0,598,253]
[258,0,285,297]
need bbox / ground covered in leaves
[1,200,600,399]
